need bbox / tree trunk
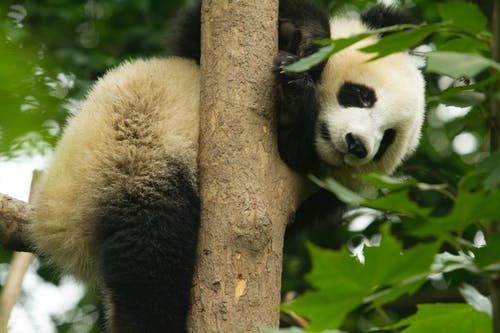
[189,0,302,331]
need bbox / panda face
[314,18,425,176]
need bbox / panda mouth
[328,143,368,167]
[344,153,370,166]
[334,129,397,165]
[318,123,394,167]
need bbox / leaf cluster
[0,0,188,158]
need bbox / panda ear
[361,4,415,33]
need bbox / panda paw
[273,51,298,70]
[273,51,312,85]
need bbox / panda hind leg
[96,159,200,333]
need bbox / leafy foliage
[395,303,491,333]
[284,230,438,330]
[0,0,187,158]
[279,1,500,333]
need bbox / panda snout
[345,133,367,159]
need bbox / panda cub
[29,0,424,332]
[30,58,201,332]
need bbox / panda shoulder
[89,57,199,97]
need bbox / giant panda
[29,0,425,332]
[30,58,201,332]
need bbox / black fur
[288,189,346,233]
[361,3,415,35]
[278,0,331,80]
[271,1,346,237]
[273,0,330,173]
[374,129,397,161]
[96,160,200,332]
[337,82,377,108]
[168,1,202,63]
[274,51,321,172]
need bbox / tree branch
[0,194,32,253]
[0,252,33,333]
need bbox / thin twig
[0,252,33,333]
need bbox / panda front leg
[274,51,320,173]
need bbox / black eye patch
[337,82,377,108]
[374,129,396,161]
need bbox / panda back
[29,57,200,282]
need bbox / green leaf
[441,186,500,225]
[284,34,368,72]
[477,151,500,190]
[368,280,423,308]
[425,52,500,79]
[309,175,366,205]
[286,232,437,330]
[284,45,334,72]
[362,173,417,191]
[438,90,486,107]
[396,303,491,333]
[484,171,500,192]
[474,234,500,270]
[366,190,431,218]
[438,2,487,35]
[410,173,500,236]
[284,24,432,71]
[361,26,435,60]
[438,37,490,54]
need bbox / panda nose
[345,133,367,159]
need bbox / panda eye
[374,129,396,161]
[337,82,377,108]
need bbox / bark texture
[189,0,302,331]
[0,194,32,253]
[0,171,40,331]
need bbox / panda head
[315,16,425,179]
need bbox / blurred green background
[0,0,497,332]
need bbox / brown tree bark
[0,170,40,331]
[189,0,302,331]
[0,194,32,253]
